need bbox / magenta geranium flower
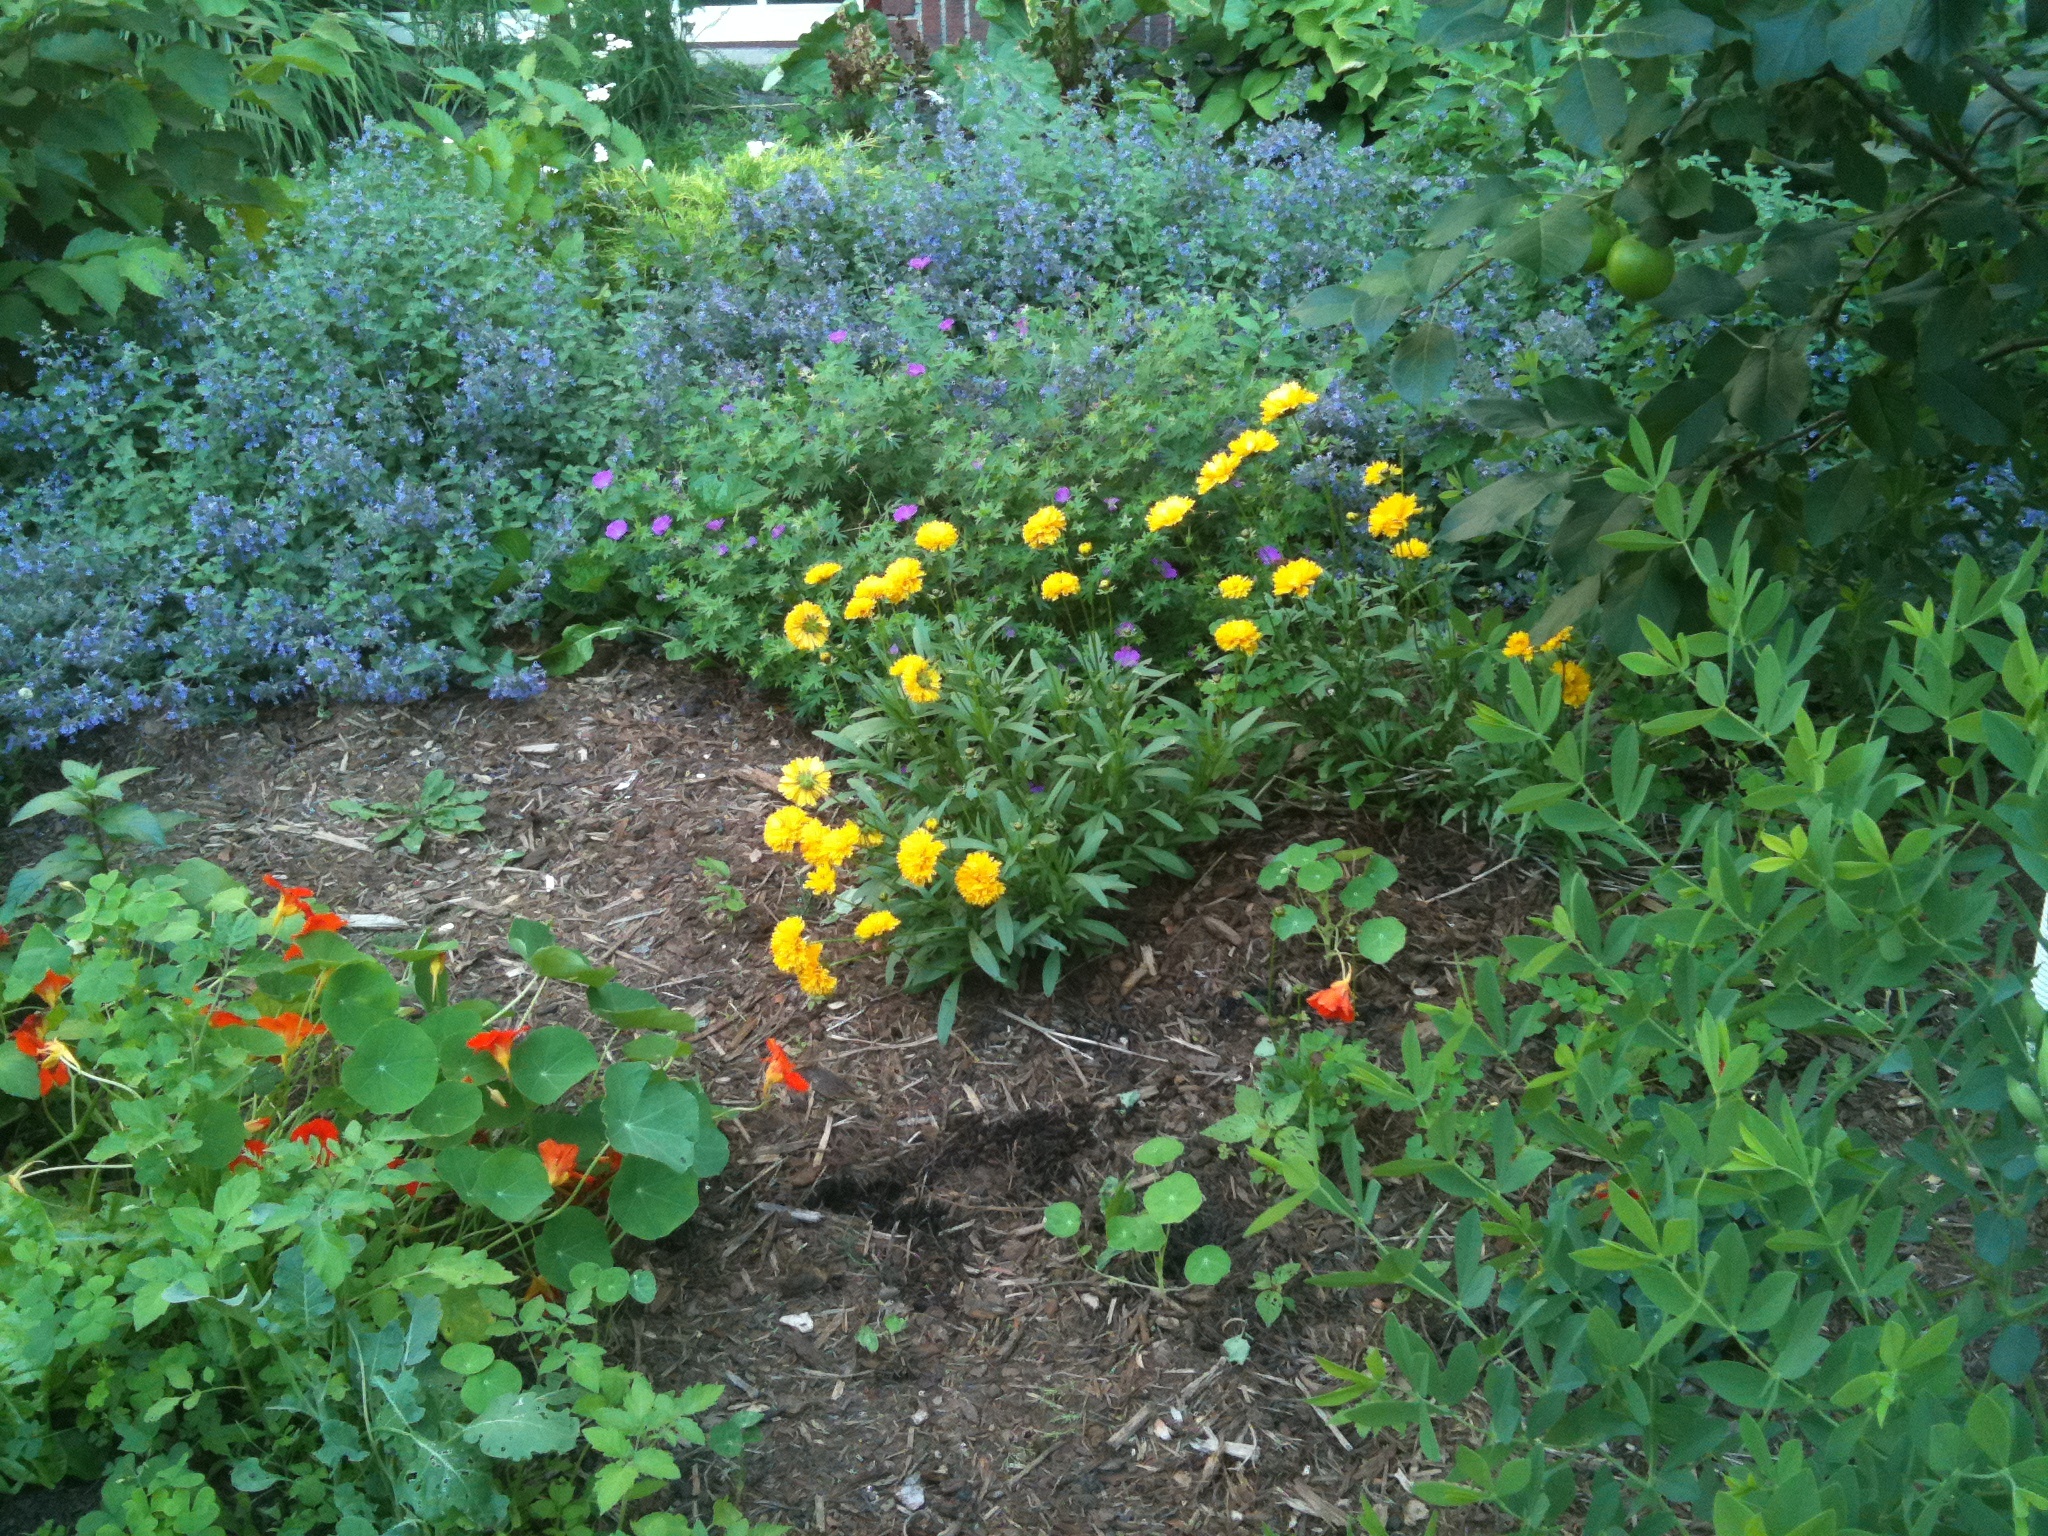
[1258,545,1284,566]
[1113,647,1142,668]
[603,519,628,540]
[1153,558,1178,580]
[939,317,955,332]
[905,362,927,377]
[651,514,672,536]
[827,329,849,343]
[706,518,725,531]
[591,470,614,491]
[893,504,917,522]
[1054,486,1071,504]
[908,255,933,271]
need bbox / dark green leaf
[1497,198,1593,280]
[535,1205,613,1289]
[469,1149,553,1222]
[1389,324,1459,406]
[1746,0,1832,85]
[1648,265,1747,319]
[1292,284,1361,329]
[341,1021,439,1115]
[1547,56,1628,154]
[608,1156,700,1239]
[508,1026,598,1105]
[1440,472,1573,543]
[600,1062,700,1174]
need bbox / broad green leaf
[1356,916,1408,964]
[1043,1201,1083,1238]
[468,1148,553,1222]
[601,1062,700,1174]
[1184,1245,1231,1286]
[462,1391,581,1460]
[607,1156,700,1239]
[508,1026,598,1105]
[1133,1136,1184,1166]
[1144,1171,1204,1224]
[1389,324,1459,406]
[535,1205,613,1289]
[408,1080,483,1137]
[1439,472,1572,544]
[1496,198,1593,281]
[341,1020,439,1115]
[1547,56,1627,154]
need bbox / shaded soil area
[8,656,1554,1534]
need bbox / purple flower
[908,255,933,271]
[1258,545,1284,566]
[888,644,900,656]
[1153,558,1179,580]
[770,524,786,539]
[715,542,729,556]
[1027,783,1045,794]
[1116,621,1137,636]
[827,329,849,343]
[1113,647,1142,668]
[591,470,614,491]
[893,504,917,522]
[1054,486,1071,505]
[720,402,736,414]
[706,518,725,531]
[1105,497,1121,510]
[939,317,956,332]
[905,362,927,377]
[1015,315,1029,338]
[744,536,758,548]
[603,519,628,540]
[651,514,673,536]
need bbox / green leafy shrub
[1042,1133,1233,1289]
[0,825,741,1530]
[1191,479,2048,1533]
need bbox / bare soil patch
[6,656,1553,1534]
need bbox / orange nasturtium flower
[31,970,70,1006]
[12,1016,77,1096]
[290,1117,341,1163]
[539,1139,582,1189]
[467,1026,529,1071]
[262,1012,328,1052]
[763,1037,811,1096]
[228,1139,268,1172]
[264,874,315,918]
[1306,976,1356,1023]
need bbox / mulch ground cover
[6,655,1555,1535]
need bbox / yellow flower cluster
[896,826,946,886]
[1147,496,1193,532]
[1272,558,1323,598]
[1261,380,1319,423]
[1228,427,1279,459]
[1217,574,1253,599]
[1041,571,1080,601]
[854,910,900,941]
[1022,506,1066,548]
[779,756,831,807]
[805,561,842,584]
[879,557,924,602]
[1196,450,1241,496]
[890,653,942,703]
[1391,537,1431,560]
[769,915,836,998]
[915,520,958,552]
[1553,659,1592,708]
[783,601,830,650]
[1367,492,1419,539]
[1501,627,1588,707]
[1363,460,1401,488]
[955,850,1006,907]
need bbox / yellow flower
[799,819,863,870]
[779,757,832,808]
[796,954,838,998]
[844,574,887,620]
[878,556,925,603]
[1272,558,1324,598]
[769,915,808,973]
[915,520,958,552]
[1217,574,1254,599]
[1022,506,1067,548]
[1391,537,1431,560]
[1228,428,1279,458]
[1196,450,1242,496]
[1147,495,1195,531]
[890,654,942,704]
[1553,659,1592,708]
[1501,631,1536,661]
[1041,571,1081,600]
[1213,618,1262,656]
[1367,492,1420,539]
[804,863,837,895]
[1260,380,1319,423]
[954,850,1006,907]
[783,601,830,651]
[764,805,816,852]
[1078,541,1094,554]
[1363,460,1401,488]
[804,561,843,585]
[897,827,947,887]
[1539,625,1574,653]
[854,910,900,941]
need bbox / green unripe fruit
[1604,235,1676,301]
[1581,219,1618,275]
[2010,1077,2045,1125]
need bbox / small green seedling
[330,769,488,854]
[856,1311,909,1352]
[4,760,192,917]
[696,857,747,919]
[1258,840,1406,1010]
[1043,1136,1231,1291]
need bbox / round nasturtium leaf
[535,1204,613,1290]
[1132,1136,1185,1167]
[607,1155,700,1240]
[1105,1213,1167,1254]
[601,1063,700,1175]
[509,1026,599,1106]
[1043,1201,1083,1239]
[469,1148,553,1222]
[1356,915,1409,965]
[409,1080,483,1137]
[441,1342,495,1377]
[341,1020,440,1115]
[1144,1171,1204,1225]
[1184,1245,1232,1287]
[319,961,404,1046]
[434,1145,487,1203]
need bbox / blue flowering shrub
[0,131,618,759]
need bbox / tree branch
[1966,55,2048,128]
